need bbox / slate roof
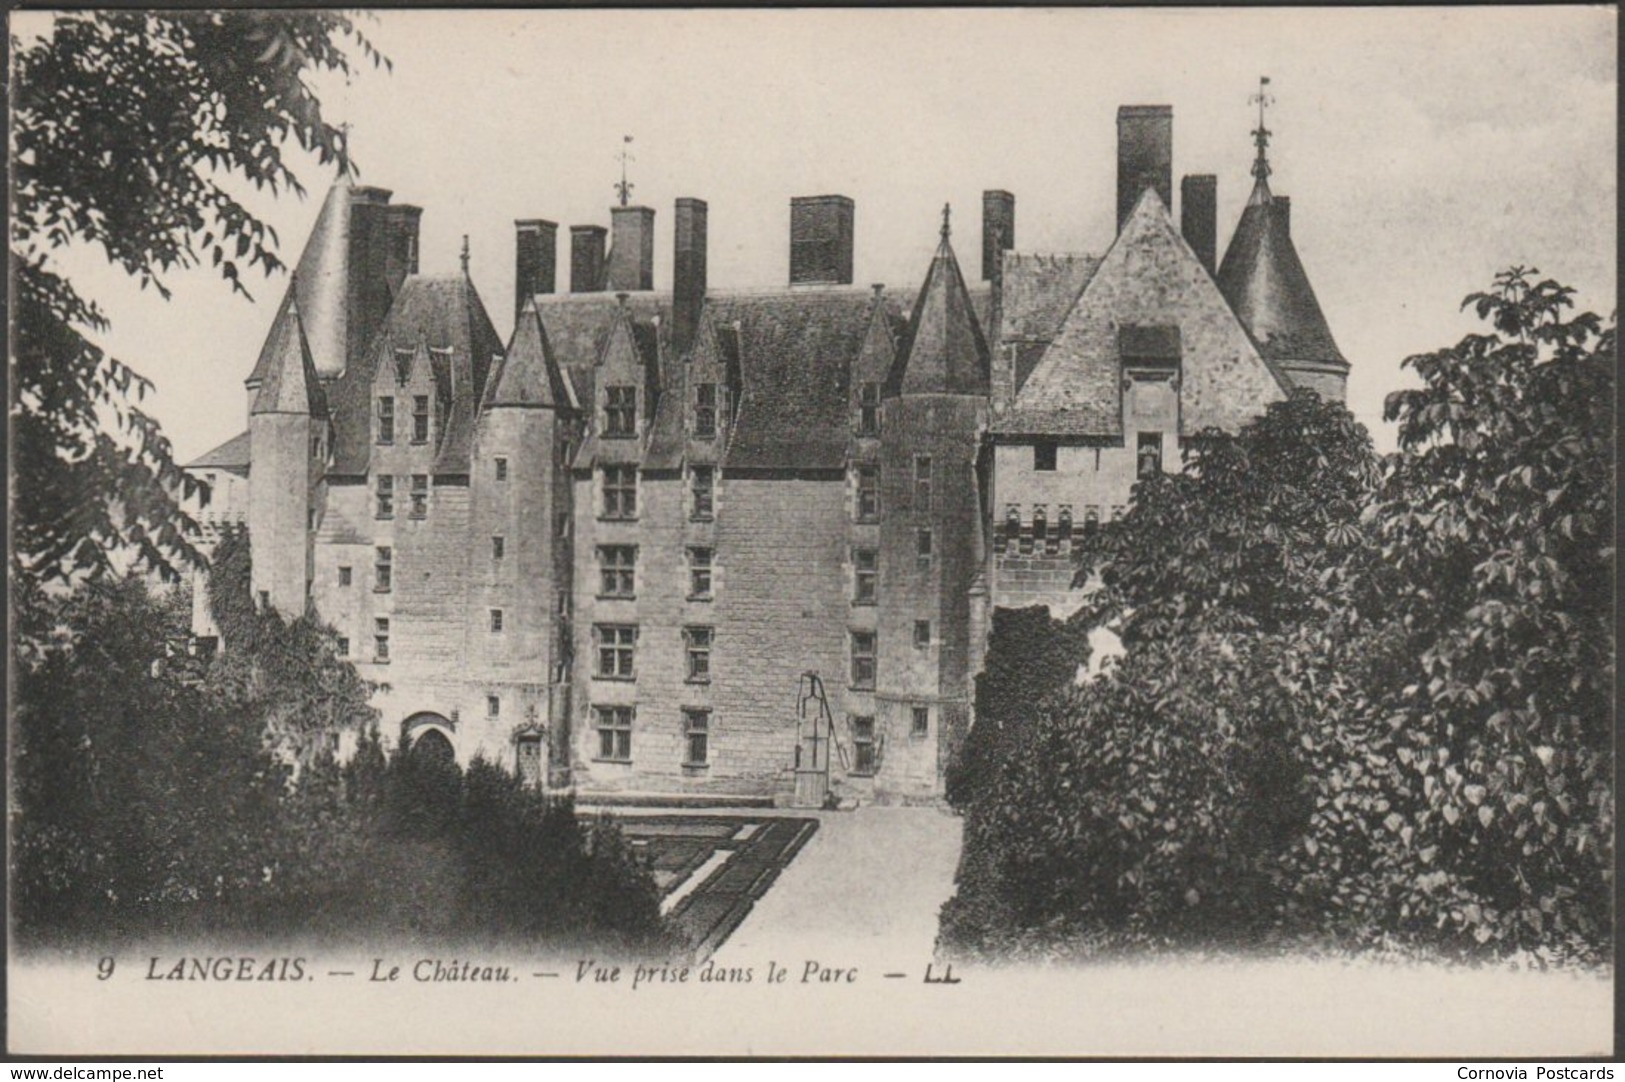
[251,298,328,417]
[888,226,990,397]
[248,178,356,384]
[325,274,503,476]
[1216,186,1347,371]
[185,430,252,473]
[485,300,575,410]
[999,252,1100,343]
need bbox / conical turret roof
[485,299,574,409]
[251,296,326,416]
[1216,184,1347,371]
[889,207,990,396]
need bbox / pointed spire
[890,210,990,396]
[486,298,571,409]
[1248,76,1275,205]
[252,297,326,416]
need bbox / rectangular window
[858,382,880,436]
[595,624,637,680]
[487,694,501,719]
[338,565,352,587]
[683,708,710,767]
[1085,505,1101,533]
[688,547,714,600]
[856,466,880,521]
[914,455,932,514]
[853,548,878,605]
[850,630,877,689]
[374,618,390,662]
[495,457,509,482]
[410,474,428,519]
[1111,505,1125,522]
[684,626,713,683]
[336,636,350,658]
[912,705,930,737]
[412,395,430,444]
[1138,431,1164,479]
[594,705,633,761]
[1034,441,1058,471]
[492,535,505,561]
[917,527,933,564]
[598,545,636,598]
[490,608,504,633]
[376,396,395,444]
[310,435,322,460]
[605,385,637,437]
[691,465,714,520]
[914,620,931,647]
[375,474,394,519]
[258,589,270,610]
[374,546,392,592]
[851,716,876,775]
[694,383,717,438]
[602,466,638,519]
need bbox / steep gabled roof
[999,251,1100,344]
[1216,185,1348,372]
[485,300,574,410]
[325,273,503,475]
[997,187,1287,438]
[887,216,990,397]
[576,301,665,468]
[185,430,252,472]
[251,298,327,417]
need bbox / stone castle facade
[185,103,1348,803]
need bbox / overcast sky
[21,7,1617,462]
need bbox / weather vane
[460,234,470,277]
[1249,75,1274,181]
[615,135,635,207]
[337,120,353,178]
[941,202,951,240]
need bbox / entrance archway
[410,726,456,766]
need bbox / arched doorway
[410,726,456,766]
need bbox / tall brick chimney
[1180,175,1217,274]
[608,205,656,292]
[1117,104,1173,232]
[514,219,558,318]
[382,203,422,295]
[570,225,607,293]
[673,198,708,355]
[789,195,854,286]
[981,190,1015,283]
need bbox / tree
[11,12,387,588]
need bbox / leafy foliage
[941,276,1613,965]
[10,12,384,589]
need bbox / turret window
[688,547,714,600]
[376,396,395,444]
[853,548,878,605]
[850,631,877,690]
[858,383,880,436]
[917,527,933,567]
[490,609,504,633]
[495,457,509,482]
[605,386,637,437]
[856,466,880,522]
[602,466,638,519]
[374,618,390,662]
[911,705,930,737]
[914,620,931,648]
[412,396,430,444]
[487,695,501,719]
[338,565,352,587]
[410,474,428,519]
[914,456,932,514]
[492,536,505,561]
[694,383,717,438]
[374,546,392,593]
[375,475,394,519]
[691,466,714,520]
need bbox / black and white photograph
[6,6,1616,1058]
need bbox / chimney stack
[608,205,656,292]
[1273,196,1291,237]
[570,225,607,293]
[789,195,855,286]
[981,190,1015,282]
[514,219,558,319]
[1116,104,1173,232]
[673,198,708,355]
[1180,175,1217,274]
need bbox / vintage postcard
[7,6,1616,1058]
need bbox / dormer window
[412,395,430,443]
[605,386,637,437]
[694,383,717,438]
[376,396,395,444]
